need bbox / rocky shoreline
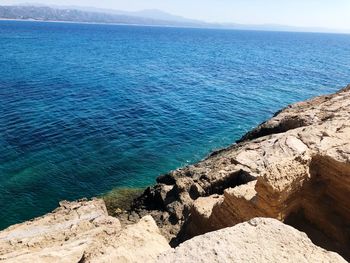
[1,85,350,262]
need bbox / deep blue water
[0,20,350,229]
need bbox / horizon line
[1,3,350,34]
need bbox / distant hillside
[47,5,202,24]
[0,5,203,27]
[111,9,202,24]
[0,5,346,33]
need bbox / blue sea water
[0,20,350,229]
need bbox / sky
[1,0,350,31]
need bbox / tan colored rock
[132,85,350,259]
[0,199,170,262]
[157,218,346,263]
[237,85,350,142]
[88,215,171,263]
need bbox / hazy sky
[1,0,350,31]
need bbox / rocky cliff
[130,85,350,253]
[1,85,349,262]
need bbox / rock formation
[0,199,170,262]
[131,85,350,258]
[157,218,346,263]
[1,85,349,262]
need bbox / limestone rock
[237,85,350,142]
[132,85,350,259]
[157,218,346,263]
[0,199,170,262]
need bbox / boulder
[0,199,170,262]
[157,218,346,263]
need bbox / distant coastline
[1,5,349,34]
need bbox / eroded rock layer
[0,199,170,262]
[131,85,350,258]
[157,218,346,263]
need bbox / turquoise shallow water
[0,20,350,229]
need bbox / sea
[0,20,350,229]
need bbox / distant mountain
[120,9,202,24]
[51,6,200,23]
[0,5,204,27]
[26,4,199,23]
[0,5,348,34]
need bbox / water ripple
[0,20,350,229]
